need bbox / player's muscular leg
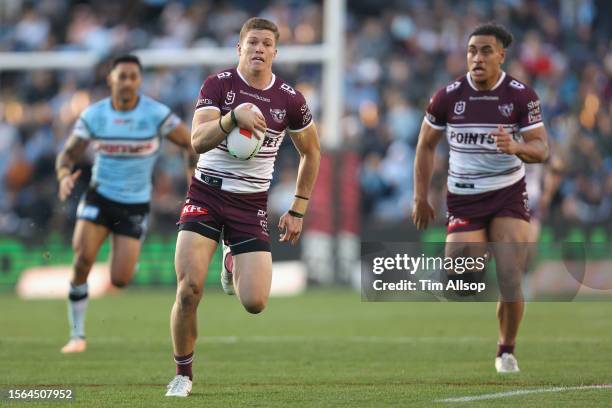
[71,220,110,285]
[489,217,530,345]
[109,235,142,287]
[445,229,488,296]
[171,231,217,355]
[233,251,272,314]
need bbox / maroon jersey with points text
[425,71,543,194]
[194,68,313,193]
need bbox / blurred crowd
[1,0,611,243]
[0,0,321,242]
[351,0,612,236]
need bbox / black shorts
[76,188,150,239]
[177,175,271,255]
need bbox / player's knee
[74,254,94,276]
[110,276,130,288]
[242,299,267,314]
[498,271,523,301]
[176,281,202,310]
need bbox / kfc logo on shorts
[447,215,468,229]
[224,90,235,106]
[181,204,208,217]
[454,101,466,115]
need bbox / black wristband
[219,117,229,134]
[294,195,309,201]
[288,210,304,218]
[230,110,238,126]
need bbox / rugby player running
[56,55,194,354]
[165,18,320,396]
[412,23,548,373]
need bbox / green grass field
[1,289,611,407]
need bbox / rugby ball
[226,103,265,160]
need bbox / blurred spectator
[1,0,611,241]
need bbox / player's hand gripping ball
[226,103,265,160]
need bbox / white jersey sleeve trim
[288,120,314,133]
[160,113,182,138]
[195,106,221,113]
[73,117,93,139]
[423,116,445,130]
[519,122,544,132]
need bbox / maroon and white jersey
[194,68,313,193]
[425,71,543,194]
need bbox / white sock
[68,283,89,339]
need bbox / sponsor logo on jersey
[262,135,282,148]
[469,95,499,101]
[527,100,540,110]
[270,108,286,123]
[300,104,312,125]
[498,103,514,117]
[197,98,213,106]
[94,139,159,156]
[449,131,496,145]
[239,89,270,103]
[280,83,296,95]
[509,79,525,90]
[454,101,466,115]
[113,118,132,125]
[181,204,209,217]
[528,112,542,124]
[426,112,437,123]
[217,72,232,79]
[224,90,235,106]
[527,99,542,123]
[446,81,461,93]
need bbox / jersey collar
[466,70,506,92]
[236,68,276,91]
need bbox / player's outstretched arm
[412,120,443,230]
[56,135,88,201]
[191,104,266,154]
[492,125,549,163]
[166,121,198,180]
[279,123,321,245]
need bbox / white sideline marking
[437,384,612,402]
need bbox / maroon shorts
[177,175,270,254]
[446,177,530,234]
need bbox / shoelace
[504,356,517,369]
[167,376,182,390]
[169,377,188,393]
